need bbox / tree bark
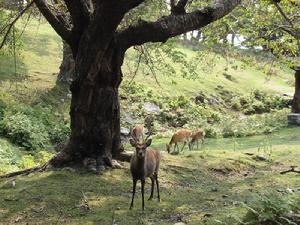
[292,69,300,113]
[57,42,75,84]
[50,41,124,170]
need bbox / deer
[131,124,145,142]
[129,133,161,210]
[189,129,206,150]
[166,129,193,154]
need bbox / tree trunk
[57,42,75,84]
[50,41,124,171]
[292,69,300,113]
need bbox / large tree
[31,0,241,171]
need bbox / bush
[0,96,70,151]
[0,112,50,151]
[242,192,299,225]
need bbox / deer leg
[130,179,137,209]
[141,179,145,210]
[197,140,199,149]
[148,177,154,200]
[175,143,179,153]
[181,141,186,151]
[154,173,160,202]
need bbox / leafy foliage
[0,95,70,151]
[242,192,300,225]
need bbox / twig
[129,47,143,83]
[280,166,300,174]
[0,1,34,50]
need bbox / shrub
[242,192,299,225]
[0,112,50,151]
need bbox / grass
[122,46,294,99]
[0,14,299,225]
[0,133,299,225]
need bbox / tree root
[280,166,300,174]
[0,163,50,179]
[0,150,133,179]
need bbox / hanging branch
[0,1,34,50]
[129,46,143,83]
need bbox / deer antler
[144,127,153,142]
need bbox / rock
[123,113,135,124]
[211,187,218,192]
[282,92,293,97]
[288,113,300,125]
[143,102,161,114]
[111,160,124,169]
[120,127,130,136]
[174,223,186,225]
[195,93,206,104]
[208,97,220,105]
[253,155,268,161]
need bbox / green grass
[122,46,294,99]
[0,135,299,225]
[0,18,62,94]
[0,15,299,225]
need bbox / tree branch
[172,0,189,15]
[35,0,72,42]
[272,1,294,27]
[118,0,241,49]
[63,0,91,32]
[279,25,300,39]
[122,0,146,12]
[0,1,34,50]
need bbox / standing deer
[190,129,206,150]
[166,129,193,154]
[129,134,161,210]
[131,124,145,142]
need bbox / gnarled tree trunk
[50,40,124,171]
[292,69,300,113]
[57,42,75,84]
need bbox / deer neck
[136,155,147,171]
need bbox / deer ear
[145,139,152,147]
[129,139,136,147]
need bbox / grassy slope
[0,128,300,224]
[122,47,294,99]
[0,16,299,225]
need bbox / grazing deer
[190,129,206,150]
[131,124,145,142]
[166,129,193,154]
[129,134,161,210]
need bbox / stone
[123,113,135,124]
[288,113,300,125]
[174,223,186,225]
[120,127,130,136]
[143,102,161,114]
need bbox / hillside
[0,17,296,173]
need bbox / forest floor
[0,127,300,225]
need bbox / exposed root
[0,150,132,179]
[280,166,300,174]
[0,162,50,179]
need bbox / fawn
[190,129,205,150]
[129,134,161,210]
[166,129,193,153]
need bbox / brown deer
[166,129,193,154]
[131,124,145,142]
[190,129,206,150]
[129,134,161,210]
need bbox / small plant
[242,192,299,225]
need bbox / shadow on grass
[0,149,299,225]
